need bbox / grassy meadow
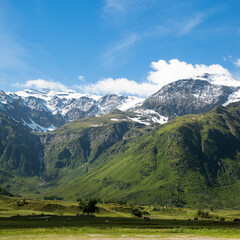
[1,195,240,239]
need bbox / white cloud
[234,58,240,67]
[13,79,68,91]
[147,59,231,87]
[78,78,156,97]
[78,59,233,97]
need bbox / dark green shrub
[83,199,97,215]
[131,208,142,218]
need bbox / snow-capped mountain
[139,74,240,120]
[0,89,144,132]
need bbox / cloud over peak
[148,59,231,86]
[78,77,155,97]
[13,79,68,91]
[78,59,233,97]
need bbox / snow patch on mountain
[126,109,168,126]
[127,116,151,126]
[223,89,240,106]
[118,96,144,111]
[111,118,122,121]
[194,73,240,87]
[134,109,168,124]
[22,118,56,132]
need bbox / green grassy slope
[45,103,240,208]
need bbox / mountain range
[1,73,240,132]
[1,73,240,208]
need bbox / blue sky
[0,0,240,97]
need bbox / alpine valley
[1,73,240,208]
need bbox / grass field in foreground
[1,215,240,239]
